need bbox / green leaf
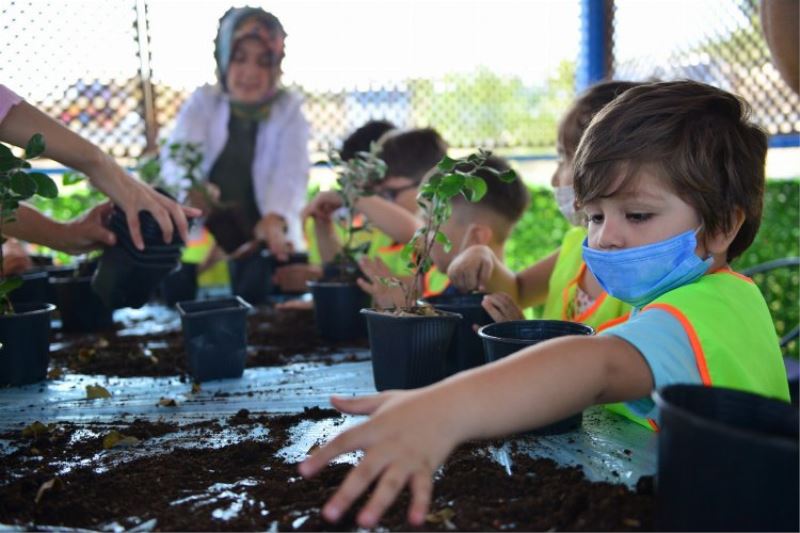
[437,155,457,172]
[61,172,86,186]
[435,231,452,252]
[401,243,414,263]
[0,143,14,159]
[0,154,21,172]
[438,173,465,197]
[0,277,23,298]
[9,172,36,197]
[24,133,46,159]
[29,173,59,198]
[463,176,487,202]
[499,169,518,183]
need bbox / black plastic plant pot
[478,320,594,434]
[653,384,799,532]
[160,262,198,306]
[308,281,370,341]
[8,271,49,306]
[43,265,77,306]
[362,308,461,391]
[176,297,252,382]
[0,303,56,386]
[51,276,115,333]
[229,250,272,306]
[423,293,493,376]
[92,246,179,309]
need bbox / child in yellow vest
[299,81,791,529]
[448,81,641,331]
[357,156,530,308]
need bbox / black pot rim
[360,307,463,321]
[307,280,359,288]
[176,296,252,317]
[17,270,49,281]
[0,302,56,319]
[653,384,799,450]
[477,319,594,344]
[49,275,93,285]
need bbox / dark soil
[49,308,368,378]
[0,409,654,531]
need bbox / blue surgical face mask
[582,228,713,308]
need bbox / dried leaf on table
[158,397,178,407]
[86,384,111,399]
[306,442,322,455]
[426,507,456,528]
[78,348,95,363]
[47,367,64,380]
[191,382,202,394]
[94,337,110,348]
[102,430,141,449]
[34,477,63,504]
[21,421,52,439]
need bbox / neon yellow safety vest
[605,268,791,430]
[423,266,451,298]
[542,227,631,331]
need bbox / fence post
[577,0,614,93]
[134,0,158,154]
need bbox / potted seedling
[362,149,516,390]
[0,134,59,386]
[168,142,250,254]
[308,146,386,341]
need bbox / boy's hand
[1,239,33,275]
[482,292,525,322]
[302,190,342,221]
[356,257,405,309]
[299,390,459,528]
[447,244,496,292]
[254,213,291,262]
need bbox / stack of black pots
[92,203,184,309]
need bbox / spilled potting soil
[0,409,654,531]
[49,307,368,378]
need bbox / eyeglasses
[377,183,417,201]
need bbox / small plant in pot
[307,146,386,342]
[363,149,516,391]
[168,142,250,254]
[0,134,59,386]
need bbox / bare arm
[300,334,653,527]
[354,195,422,243]
[0,101,199,249]
[313,216,343,264]
[3,202,116,254]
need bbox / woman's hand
[186,183,220,215]
[273,263,322,293]
[447,245,496,292]
[254,212,291,262]
[299,389,460,528]
[1,239,33,275]
[481,292,525,322]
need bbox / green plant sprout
[396,149,517,310]
[0,134,59,313]
[167,141,214,205]
[327,144,387,280]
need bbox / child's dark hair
[573,80,768,261]
[452,155,530,232]
[558,80,643,159]
[340,120,396,161]
[379,128,448,184]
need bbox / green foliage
[327,145,387,274]
[505,180,800,357]
[409,62,575,149]
[0,134,59,311]
[402,149,518,308]
[168,142,203,190]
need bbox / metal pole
[577,0,614,93]
[135,0,157,154]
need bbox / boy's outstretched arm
[299,334,653,528]
[448,246,559,309]
[354,196,422,243]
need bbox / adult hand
[356,257,406,309]
[447,245,495,292]
[481,292,525,322]
[254,213,291,262]
[302,190,342,221]
[275,298,314,311]
[273,263,322,293]
[1,239,33,275]
[57,201,117,254]
[186,183,220,215]
[299,389,459,528]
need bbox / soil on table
[0,409,654,531]
[49,308,368,378]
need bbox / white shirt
[161,84,310,250]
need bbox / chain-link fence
[1,0,796,166]
[613,0,799,138]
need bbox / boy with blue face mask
[297,80,791,529]
[448,81,639,331]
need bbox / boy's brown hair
[558,80,643,159]
[379,128,448,184]
[573,80,768,261]
[451,155,530,238]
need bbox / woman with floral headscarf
[162,7,309,265]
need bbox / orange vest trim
[422,268,451,298]
[711,266,755,284]
[561,262,609,323]
[378,242,404,254]
[642,302,712,386]
[188,227,212,247]
[595,312,631,333]
[647,418,660,431]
